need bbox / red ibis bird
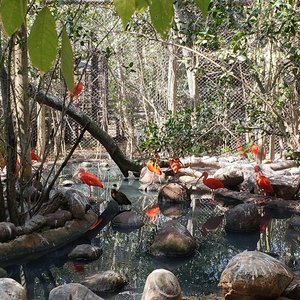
[74,168,104,197]
[146,160,162,175]
[251,144,266,160]
[69,81,84,97]
[197,171,225,203]
[111,184,131,206]
[254,165,274,196]
[31,150,40,162]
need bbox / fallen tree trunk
[35,91,142,177]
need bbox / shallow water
[5,161,300,299]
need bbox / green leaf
[135,0,148,12]
[194,0,211,18]
[61,27,74,93]
[28,7,58,73]
[113,0,136,28]
[149,0,174,39]
[0,0,27,36]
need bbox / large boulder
[139,166,166,184]
[219,251,294,300]
[142,269,182,300]
[81,270,127,293]
[49,283,103,300]
[111,210,144,233]
[158,183,191,218]
[214,166,244,189]
[68,244,103,261]
[224,203,260,232]
[45,210,73,228]
[64,189,90,219]
[150,220,197,257]
[0,278,26,300]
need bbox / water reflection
[4,162,300,299]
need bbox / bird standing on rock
[111,184,132,206]
[254,165,274,196]
[197,171,225,203]
[74,168,104,197]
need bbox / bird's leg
[89,186,92,197]
[210,191,218,206]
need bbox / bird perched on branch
[74,168,104,197]
[111,184,131,206]
[254,165,274,196]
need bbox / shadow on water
[4,161,300,299]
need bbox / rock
[81,270,127,293]
[150,220,197,257]
[139,166,166,184]
[224,203,260,232]
[139,183,160,192]
[283,277,300,300]
[45,210,73,228]
[158,183,191,218]
[0,278,26,300]
[0,222,16,242]
[64,189,90,219]
[49,283,104,300]
[68,244,103,261]
[219,250,294,300]
[22,215,47,234]
[59,179,74,187]
[214,166,244,189]
[111,210,144,233]
[0,268,7,278]
[141,269,182,300]
[288,216,300,231]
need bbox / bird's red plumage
[78,169,103,188]
[201,171,225,190]
[256,174,274,194]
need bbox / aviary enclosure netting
[15,2,294,162]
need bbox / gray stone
[0,278,26,300]
[23,215,47,234]
[49,283,103,300]
[150,220,197,257]
[45,210,73,228]
[112,210,144,232]
[81,270,127,293]
[142,269,182,300]
[64,189,90,219]
[68,244,103,261]
[214,166,244,188]
[219,250,294,300]
[225,203,260,232]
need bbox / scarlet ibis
[197,171,225,203]
[31,150,40,161]
[74,168,104,197]
[145,203,160,224]
[69,81,84,97]
[168,158,183,174]
[254,165,274,195]
[111,184,131,205]
[251,144,266,160]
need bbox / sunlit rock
[64,189,90,219]
[219,250,294,300]
[44,210,73,228]
[142,269,182,300]
[214,166,244,189]
[49,283,104,300]
[0,278,26,300]
[0,222,16,242]
[139,183,160,192]
[68,244,103,261]
[158,183,191,218]
[150,220,197,257]
[224,203,260,232]
[81,270,127,293]
[111,210,144,233]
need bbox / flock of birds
[73,144,275,215]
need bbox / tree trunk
[91,50,100,123]
[167,44,178,115]
[14,25,31,182]
[36,103,46,160]
[99,53,109,132]
[0,48,19,225]
[35,91,142,177]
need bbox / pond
[5,161,300,299]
